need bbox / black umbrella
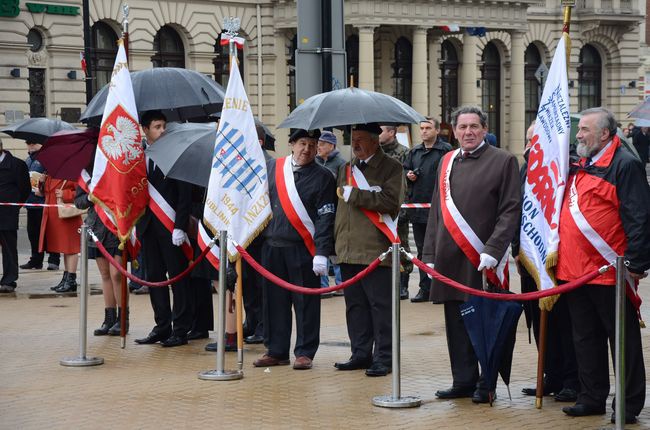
[460,293,523,405]
[145,122,217,187]
[277,87,426,130]
[0,118,76,144]
[80,68,226,126]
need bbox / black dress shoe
[334,357,372,370]
[522,385,561,396]
[435,386,475,399]
[244,334,264,344]
[472,390,495,404]
[134,331,169,345]
[204,341,236,352]
[20,261,42,270]
[365,362,391,377]
[554,387,578,402]
[562,403,606,417]
[187,330,209,340]
[161,334,188,347]
[611,411,638,424]
[410,287,430,303]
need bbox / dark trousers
[411,222,431,291]
[189,276,214,333]
[243,238,264,337]
[566,284,645,415]
[142,221,192,337]
[522,273,578,390]
[397,215,413,274]
[262,243,320,360]
[444,301,488,391]
[26,209,59,266]
[340,263,392,365]
[0,230,18,285]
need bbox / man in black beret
[334,122,405,376]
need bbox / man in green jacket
[333,123,405,377]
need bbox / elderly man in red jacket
[557,107,650,425]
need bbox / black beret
[289,128,321,142]
[351,122,382,135]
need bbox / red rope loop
[91,233,214,287]
[235,244,384,295]
[410,256,608,301]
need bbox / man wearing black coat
[134,111,193,347]
[0,138,31,292]
[403,118,452,302]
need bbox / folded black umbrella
[80,68,226,126]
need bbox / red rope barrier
[235,244,385,295]
[411,256,609,301]
[92,234,214,287]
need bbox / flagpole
[535,1,573,409]
[235,258,244,370]
[122,3,130,62]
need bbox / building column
[357,25,377,90]
[460,32,478,105]
[273,28,290,157]
[428,34,442,120]
[510,30,525,156]
[411,26,428,117]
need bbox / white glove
[477,253,498,271]
[172,228,187,247]
[341,185,353,202]
[426,263,435,279]
[312,255,328,276]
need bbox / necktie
[358,161,367,172]
[583,158,592,168]
[149,159,155,174]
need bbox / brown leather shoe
[253,354,290,367]
[293,356,313,370]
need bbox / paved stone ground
[1,222,649,429]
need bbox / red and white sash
[79,169,140,257]
[439,150,509,289]
[567,175,641,309]
[147,181,194,261]
[346,164,399,243]
[275,157,316,256]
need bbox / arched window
[346,35,359,87]
[91,21,118,96]
[213,32,245,87]
[441,40,459,126]
[524,44,542,130]
[481,42,500,145]
[393,37,412,105]
[152,25,185,68]
[578,44,602,111]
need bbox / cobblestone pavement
[1,227,649,429]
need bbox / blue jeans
[320,259,342,287]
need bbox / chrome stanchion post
[198,230,243,381]
[614,256,626,430]
[60,223,104,367]
[372,243,421,408]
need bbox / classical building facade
[0,0,645,158]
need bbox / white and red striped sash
[567,175,641,309]
[438,150,509,289]
[147,181,193,261]
[274,157,316,256]
[346,164,399,243]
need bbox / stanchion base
[197,369,243,381]
[60,356,104,367]
[372,395,421,408]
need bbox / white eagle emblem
[101,116,142,165]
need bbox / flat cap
[351,122,382,135]
[289,128,321,142]
[318,130,337,146]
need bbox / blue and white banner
[519,36,570,305]
[202,54,271,263]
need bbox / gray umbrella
[277,87,426,130]
[0,118,76,144]
[145,122,217,187]
[628,98,650,121]
[80,68,226,126]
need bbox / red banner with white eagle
[89,39,148,249]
